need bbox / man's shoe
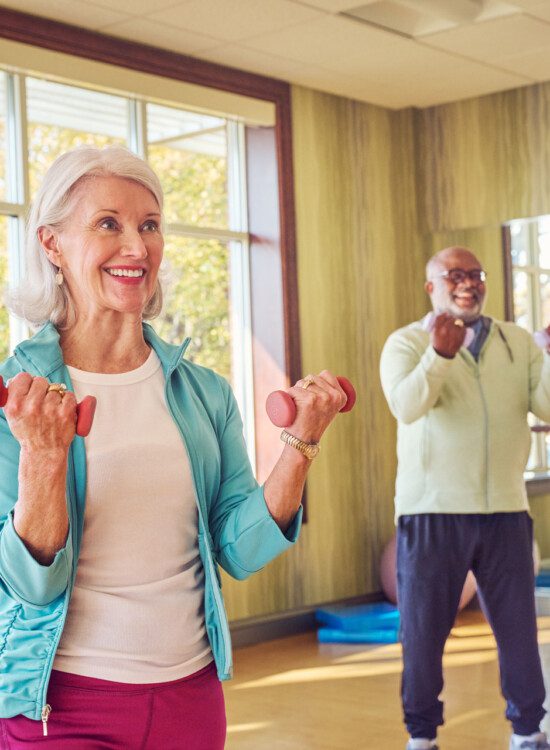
[510,732,550,749]
[406,740,439,750]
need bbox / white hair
[8,145,164,327]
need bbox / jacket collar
[13,322,64,377]
[14,321,191,377]
[143,323,191,375]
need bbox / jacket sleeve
[0,409,73,606]
[208,380,302,580]
[528,336,550,423]
[380,329,455,425]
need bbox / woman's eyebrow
[91,209,161,217]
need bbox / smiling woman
[36,176,164,364]
[0,145,346,748]
[8,148,164,337]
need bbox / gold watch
[280,429,320,460]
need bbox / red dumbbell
[266,376,356,428]
[0,376,97,437]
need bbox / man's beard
[448,300,483,323]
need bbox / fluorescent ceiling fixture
[342,0,519,37]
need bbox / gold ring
[453,319,465,327]
[301,375,315,390]
[47,383,67,397]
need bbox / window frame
[0,6,302,486]
[502,223,550,493]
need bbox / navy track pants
[397,512,546,740]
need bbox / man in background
[380,246,550,750]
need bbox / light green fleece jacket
[380,318,550,519]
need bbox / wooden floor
[223,612,550,750]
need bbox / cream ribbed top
[53,349,212,683]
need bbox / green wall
[223,79,550,622]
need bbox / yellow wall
[531,494,550,561]
[416,85,550,556]
[223,88,426,621]
[224,79,550,622]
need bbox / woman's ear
[37,226,62,267]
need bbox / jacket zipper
[474,366,490,510]
[41,704,51,736]
[165,382,232,677]
[37,449,80,721]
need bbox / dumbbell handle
[266,376,356,428]
[0,376,97,437]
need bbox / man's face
[425,250,487,323]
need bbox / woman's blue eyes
[98,219,159,232]
[99,218,118,230]
[142,220,159,232]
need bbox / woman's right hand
[4,372,77,453]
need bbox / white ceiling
[2,0,550,109]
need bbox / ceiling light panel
[343,0,520,37]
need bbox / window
[0,70,253,453]
[0,71,7,201]
[505,217,550,474]
[0,216,7,363]
[0,14,300,487]
[26,78,127,197]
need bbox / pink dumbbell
[534,329,550,350]
[266,376,356,428]
[0,376,97,437]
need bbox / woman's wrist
[19,445,69,463]
[280,430,320,460]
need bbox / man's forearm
[381,345,455,425]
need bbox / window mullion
[128,98,148,160]
[165,222,248,243]
[227,119,255,465]
[6,73,28,352]
[6,73,28,206]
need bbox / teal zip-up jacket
[0,322,302,721]
[380,317,550,519]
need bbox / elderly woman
[0,146,346,748]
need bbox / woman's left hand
[284,370,348,444]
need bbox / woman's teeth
[106,268,144,277]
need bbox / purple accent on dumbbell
[0,376,96,437]
[266,376,356,428]
[534,329,550,350]
[421,312,475,348]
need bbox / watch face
[305,444,320,459]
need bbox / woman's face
[44,175,164,321]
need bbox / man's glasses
[434,268,487,285]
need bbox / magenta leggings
[0,662,226,749]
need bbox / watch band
[280,429,320,460]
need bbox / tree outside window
[0,73,247,410]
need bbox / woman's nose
[121,231,148,257]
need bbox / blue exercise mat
[317,627,400,644]
[536,571,550,588]
[315,601,400,632]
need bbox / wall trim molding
[0,7,285,102]
[230,592,385,648]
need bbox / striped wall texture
[223,80,550,623]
